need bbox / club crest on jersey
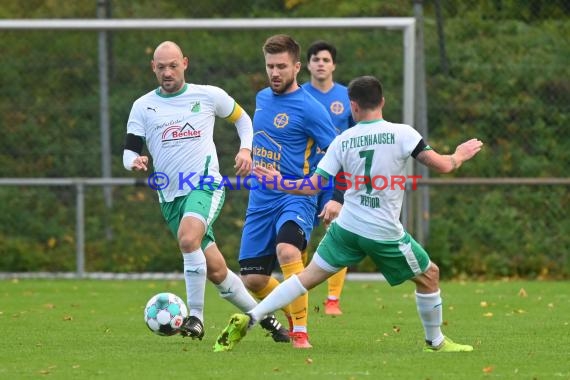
[190,101,201,113]
[161,122,201,142]
[330,101,344,115]
[273,113,289,128]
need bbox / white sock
[214,270,258,312]
[249,274,307,323]
[416,290,444,347]
[183,250,207,322]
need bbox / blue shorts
[239,196,317,261]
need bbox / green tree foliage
[0,0,568,277]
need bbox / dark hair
[348,76,383,110]
[262,34,301,62]
[306,40,337,63]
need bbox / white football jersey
[317,119,422,240]
[127,83,238,202]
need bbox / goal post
[0,16,417,226]
[0,18,416,276]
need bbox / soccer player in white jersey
[214,75,483,353]
[122,41,289,343]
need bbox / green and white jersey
[127,83,241,202]
[316,119,422,241]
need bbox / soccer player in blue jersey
[302,40,356,316]
[218,34,337,350]
[215,75,482,353]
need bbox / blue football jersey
[302,82,355,135]
[303,82,356,219]
[249,86,337,206]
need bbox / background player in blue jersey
[302,40,356,316]
[231,34,337,350]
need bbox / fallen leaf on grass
[39,365,57,375]
[305,358,313,364]
[483,312,493,317]
[47,237,57,249]
[482,366,494,373]
[518,288,528,297]
[63,315,73,321]
[480,301,488,307]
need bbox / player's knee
[241,274,269,292]
[178,235,201,252]
[420,263,440,291]
[427,262,440,283]
[276,243,303,262]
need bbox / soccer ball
[144,292,188,336]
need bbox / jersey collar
[155,83,188,98]
[358,118,384,125]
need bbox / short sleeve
[207,85,236,119]
[126,100,146,137]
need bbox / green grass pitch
[1,278,568,379]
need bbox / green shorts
[316,222,430,286]
[160,187,225,251]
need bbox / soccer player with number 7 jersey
[215,75,483,353]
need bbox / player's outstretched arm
[416,138,483,173]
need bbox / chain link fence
[0,1,568,278]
